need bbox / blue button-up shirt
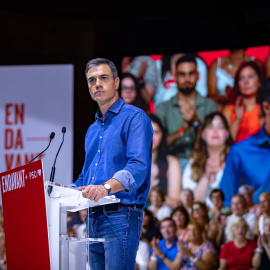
[150,238,178,270]
[74,98,153,206]
[220,127,270,206]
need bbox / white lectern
[45,181,120,270]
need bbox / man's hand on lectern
[79,185,108,202]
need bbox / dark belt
[89,203,143,213]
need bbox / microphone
[28,132,55,163]
[48,127,66,195]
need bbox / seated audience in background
[67,211,81,228]
[191,201,219,246]
[220,77,270,206]
[76,209,88,239]
[148,186,172,222]
[120,72,148,112]
[67,224,77,238]
[170,206,190,241]
[148,114,182,208]
[182,112,233,208]
[254,192,270,237]
[136,235,150,270]
[238,184,258,214]
[121,55,158,111]
[155,54,218,171]
[148,217,178,270]
[179,188,194,215]
[252,215,270,270]
[155,220,217,270]
[0,232,6,269]
[222,61,265,142]
[141,209,162,246]
[219,216,257,270]
[225,194,256,241]
[207,48,264,109]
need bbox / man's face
[174,62,198,95]
[86,64,119,107]
[231,196,245,216]
[160,220,176,241]
[211,191,223,208]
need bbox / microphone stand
[48,127,66,195]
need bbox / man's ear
[115,77,120,91]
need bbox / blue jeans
[86,206,143,270]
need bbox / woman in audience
[207,48,264,109]
[182,112,233,208]
[254,192,270,238]
[148,113,182,208]
[157,220,217,270]
[120,72,148,112]
[252,215,270,269]
[219,216,257,270]
[222,61,265,142]
[141,208,162,246]
[171,206,190,241]
[191,201,219,246]
[148,186,173,222]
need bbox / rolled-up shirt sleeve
[113,111,153,193]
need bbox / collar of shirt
[95,98,125,121]
[172,92,205,108]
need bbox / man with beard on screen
[155,54,218,171]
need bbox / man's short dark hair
[160,217,176,228]
[175,54,197,69]
[85,58,118,79]
[210,188,225,201]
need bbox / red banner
[0,160,50,270]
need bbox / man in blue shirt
[220,77,270,206]
[74,58,153,270]
[148,217,178,270]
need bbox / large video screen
[120,45,270,208]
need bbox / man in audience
[224,194,256,241]
[220,77,270,206]
[155,54,218,170]
[148,217,178,270]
